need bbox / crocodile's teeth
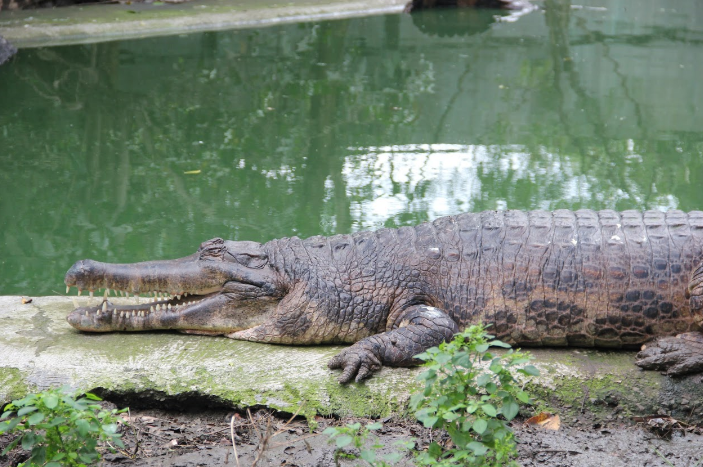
[77,289,82,296]
[150,306,155,313]
[104,289,109,299]
[72,298,79,308]
[66,286,70,294]
[89,291,94,299]
[102,302,107,312]
[167,304,172,310]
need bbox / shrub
[0,386,126,466]
[410,324,539,466]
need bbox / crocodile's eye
[233,254,267,269]
[222,240,268,268]
[198,238,226,261]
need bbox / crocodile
[64,209,703,383]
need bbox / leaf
[476,374,490,387]
[334,435,353,448]
[21,432,36,450]
[525,412,561,430]
[489,361,503,373]
[48,416,67,427]
[384,451,403,463]
[4,416,22,432]
[467,441,489,455]
[184,169,201,175]
[17,406,38,417]
[475,343,489,353]
[44,394,59,409]
[502,400,519,421]
[76,419,90,437]
[427,441,443,458]
[45,463,62,467]
[485,382,498,394]
[1,436,21,455]
[360,449,376,463]
[447,425,473,449]
[472,418,488,434]
[488,339,512,348]
[366,422,382,430]
[519,365,540,376]
[516,391,531,403]
[30,445,47,465]
[419,415,438,428]
[84,393,102,401]
[482,404,497,417]
[102,423,118,434]
[435,353,451,364]
[27,412,45,426]
[452,352,472,368]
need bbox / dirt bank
[3,404,701,466]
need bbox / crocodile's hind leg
[636,263,703,375]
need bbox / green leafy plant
[0,386,126,466]
[410,324,539,466]
[323,421,414,466]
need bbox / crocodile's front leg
[328,305,459,383]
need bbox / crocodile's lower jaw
[66,286,218,332]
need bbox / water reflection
[0,0,702,295]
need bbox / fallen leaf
[524,412,561,430]
[184,170,201,175]
[21,297,32,304]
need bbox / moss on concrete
[3,296,703,424]
[0,368,33,406]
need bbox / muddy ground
[2,402,702,467]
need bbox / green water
[1,0,702,296]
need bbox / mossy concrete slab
[0,0,406,48]
[2,296,702,423]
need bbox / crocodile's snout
[64,259,101,291]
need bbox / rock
[2,296,703,423]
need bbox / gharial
[64,209,703,383]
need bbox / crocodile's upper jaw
[64,238,282,333]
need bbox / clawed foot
[328,343,382,384]
[636,332,703,376]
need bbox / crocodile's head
[64,238,283,333]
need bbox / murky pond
[1,0,702,295]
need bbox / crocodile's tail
[689,262,703,311]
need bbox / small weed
[410,324,539,466]
[0,385,126,466]
[324,422,414,466]
[322,324,539,466]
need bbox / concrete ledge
[2,296,703,423]
[0,0,406,48]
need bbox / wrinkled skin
[65,209,703,383]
